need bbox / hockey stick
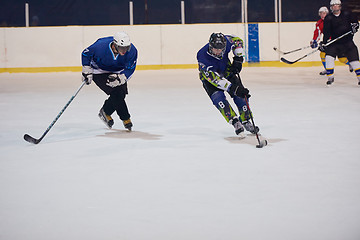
[24,81,86,144]
[280,30,352,64]
[273,45,310,55]
[234,73,267,148]
[244,96,267,148]
[280,49,319,64]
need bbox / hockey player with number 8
[197,32,259,136]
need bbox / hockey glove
[227,72,240,85]
[82,66,93,85]
[351,22,359,34]
[318,41,326,52]
[310,40,318,49]
[229,84,250,98]
[106,73,127,88]
[231,56,243,74]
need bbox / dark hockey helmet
[209,32,226,58]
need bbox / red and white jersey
[312,18,324,42]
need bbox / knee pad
[110,88,126,100]
[210,91,226,106]
[338,57,349,64]
[233,96,247,112]
[233,96,252,122]
[210,91,236,122]
[320,52,326,68]
[320,51,326,62]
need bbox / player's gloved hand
[107,74,127,86]
[229,84,250,98]
[231,56,243,74]
[82,66,93,85]
[351,22,359,34]
[310,40,318,49]
[227,72,240,85]
[318,41,326,52]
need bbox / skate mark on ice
[97,129,162,140]
[225,135,286,146]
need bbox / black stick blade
[280,57,296,64]
[24,134,41,144]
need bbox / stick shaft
[274,45,310,55]
[24,81,86,144]
[244,96,262,145]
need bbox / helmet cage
[209,33,226,58]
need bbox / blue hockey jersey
[81,36,137,80]
[197,34,244,90]
[197,38,232,76]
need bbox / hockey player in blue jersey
[81,31,137,130]
[197,32,259,135]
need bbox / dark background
[1,0,359,27]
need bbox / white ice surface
[1,67,360,240]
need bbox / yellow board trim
[0,61,347,73]
[0,66,82,73]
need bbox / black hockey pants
[326,40,359,62]
[93,73,130,121]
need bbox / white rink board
[0,23,359,68]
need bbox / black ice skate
[242,120,259,134]
[230,118,244,135]
[326,76,334,85]
[123,119,133,131]
[98,108,114,129]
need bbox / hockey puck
[256,140,268,148]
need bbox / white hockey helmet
[113,31,131,47]
[113,31,131,54]
[318,6,329,15]
[330,0,341,6]
[330,0,341,13]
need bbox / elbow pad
[201,70,231,91]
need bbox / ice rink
[1,66,360,240]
